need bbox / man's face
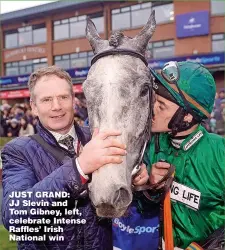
[31,75,75,134]
[151,94,179,132]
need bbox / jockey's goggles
[150,62,206,121]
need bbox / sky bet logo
[113,218,159,235]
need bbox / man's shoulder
[204,131,225,147]
[2,135,38,154]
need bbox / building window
[54,51,94,69]
[54,20,69,40]
[5,31,18,49]
[54,13,104,40]
[4,24,46,49]
[146,40,175,59]
[112,2,174,31]
[18,26,32,47]
[153,3,174,23]
[33,24,47,44]
[5,58,47,76]
[212,34,225,52]
[211,0,225,15]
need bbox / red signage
[0,84,83,99]
[73,84,83,93]
[0,89,30,99]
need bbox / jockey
[144,61,225,249]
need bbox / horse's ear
[132,10,156,54]
[86,17,109,54]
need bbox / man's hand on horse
[77,128,127,175]
[149,161,170,188]
[132,163,149,186]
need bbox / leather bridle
[91,48,154,184]
[91,48,175,204]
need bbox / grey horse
[83,11,156,218]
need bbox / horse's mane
[109,31,125,48]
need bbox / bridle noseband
[91,48,154,180]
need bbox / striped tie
[59,135,75,156]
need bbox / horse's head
[83,11,156,218]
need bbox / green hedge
[0,138,14,148]
[0,225,17,250]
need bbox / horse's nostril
[113,187,131,208]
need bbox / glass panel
[55,56,61,61]
[79,52,87,57]
[164,40,174,46]
[153,3,174,24]
[212,40,225,52]
[20,66,27,75]
[62,19,69,24]
[112,12,130,31]
[212,34,224,40]
[33,63,48,71]
[112,9,120,14]
[54,21,60,25]
[153,41,164,48]
[71,53,78,59]
[25,26,32,31]
[33,59,40,63]
[40,58,47,62]
[70,17,78,22]
[78,15,86,21]
[20,65,32,75]
[6,63,11,67]
[55,59,70,69]
[70,20,86,37]
[12,62,18,66]
[18,27,25,32]
[92,16,104,33]
[19,31,32,46]
[54,23,69,40]
[6,67,19,76]
[62,55,69,59]
[153,46,174,59]
[33,27,46,44]
[88,56,92,66]
[148,43,153,49]
[211,0,225,15]
[88,51,94,56]
[131,8,151,27]
[141,2,151,9]
[121,7,130,12]
[5,33,18,48]
[131,4,141,11]
[19,60,32,66]
[71,57,87,68]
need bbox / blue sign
[67,67,89,78]
[0,67,90,86]
[148,52,225,69]
[176,11,209,38]
[1,53,224,86]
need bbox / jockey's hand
[132,163,149,186]
[77,128,127,175]
[149,161,170,188]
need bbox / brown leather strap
[133,164,175,192]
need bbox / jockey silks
[145,125,225,248]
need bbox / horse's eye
[140,84,149,97]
